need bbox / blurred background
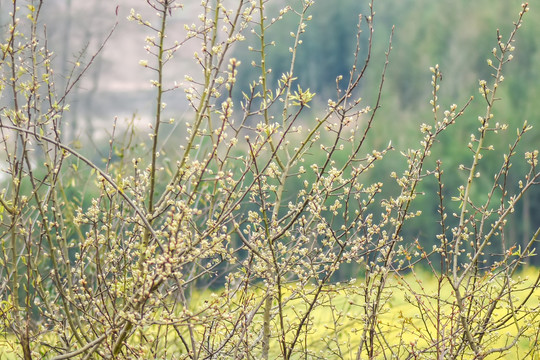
[1,0,538,266]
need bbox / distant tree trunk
[61,0,73,141]
[82,26,104,142]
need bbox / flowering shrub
[0,1,538,359]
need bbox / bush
[0,1,538,359]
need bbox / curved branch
[0,124,161,248]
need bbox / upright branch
[450,4,529,356]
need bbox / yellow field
[300,267,540,359]
[2,268,539,359]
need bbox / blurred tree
[230,0,540,266]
